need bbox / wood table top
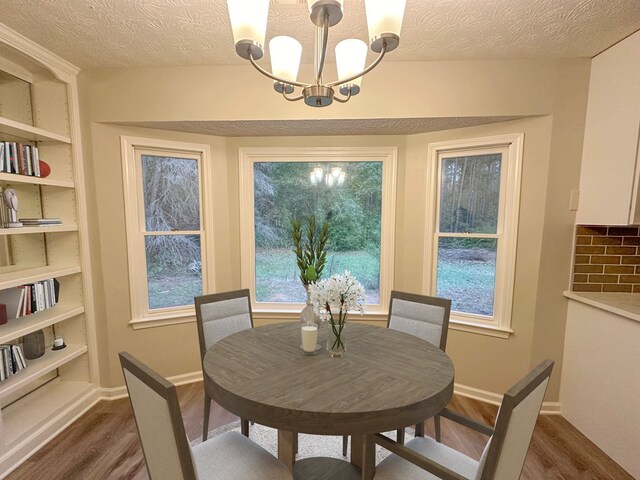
[203,322,454,435]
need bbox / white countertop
[564,291,640,323]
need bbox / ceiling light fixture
[310,166,346,186]
[226,0,407,107]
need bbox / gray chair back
[479,360,554,480]
[387,291,451,350]
[194,289,253,361]
[119,352,196,480]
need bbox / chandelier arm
[326,43,388,88]
[315,11,330,84]
[282,89,304,102]
[248,51,310,88]
[333,90,352,103]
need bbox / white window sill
[449,319,513,339]
[129,310,196,330]
[252,309,389,324]
[127,309,512,338]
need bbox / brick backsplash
[573,226,640,292]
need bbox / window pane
[439,154,501,234]
[436,237,496,316]
[145,234,202,309]
[142,155,200,231]
[254,161,382,304]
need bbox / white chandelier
[226,0,407,107]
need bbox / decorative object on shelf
[52,337,66,351]
[226,0,407,107]
[309,271,365,357]
[3,188,22,228]
[23,329,45,359]
[0,304,6,325]
[292,216,329,332]
[39,160,51,178]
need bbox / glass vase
[300,286,320,352]
[300,286,320,327]
[327,320,346,357]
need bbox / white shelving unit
[0,24,99,476]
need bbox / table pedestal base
[292,457,361,480]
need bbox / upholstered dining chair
[369,360,554,480]
[195,289,254,441]
[342,291,452,455]
[119,352,291,480]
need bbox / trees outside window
[240,147,397,314]
[121,137,211,327]
[426,135,523,336]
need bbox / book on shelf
[0,141,41,177]
[0,278,60,320]
[0,344,27,382]
[0,288,24,319]
[18,218,63,226]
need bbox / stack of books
[0,142,41,177]
[0,344,27,382]
[0,278,60,319]
[18,218,62,227]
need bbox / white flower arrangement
[309,271,365,324]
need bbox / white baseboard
[100,372,561,414]
[454,383,562,415]
[100,370,203,400]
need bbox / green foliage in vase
[292,216,329,286]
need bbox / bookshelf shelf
[0,344,87,401]
[0,116,71,144]
[0,172,74,188]
[0,265,80,290]
[0,304,84,344]
[2,379,96,445]
[0,225,77,235]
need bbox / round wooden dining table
[203,322,454,480]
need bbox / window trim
[121,136,214,328]
[238,146,397,317]
[423,133,524,337]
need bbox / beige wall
[78,58,590,398]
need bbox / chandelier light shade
[364,0,407,52]
[226,0,406,107]
[227,0,270,60]
[335,39,368,95]
[269,36,303,93]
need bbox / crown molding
[0,21,80,82]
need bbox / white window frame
[239,146,397,319]
[423,134,523,338]
[121,136,214,329]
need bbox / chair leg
[415,421,424,438]
[203,396,211,441]
[434,414,441,442]
[343,435,348,456]
[241,418,250,437]
[396,428,405,444]
[293,433,298,455]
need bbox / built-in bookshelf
[0,24,98,476]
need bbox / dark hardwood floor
[7,381,633,479]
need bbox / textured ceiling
[0,1,638,69]
[117,116,526,137]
